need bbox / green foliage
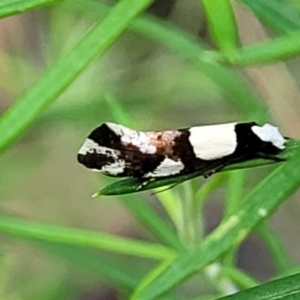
[0,0,153,153]
[218,273,300,300]
[1,0,300,299]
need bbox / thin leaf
[131,13,265,119]
[256,224,293,274]
[117,196,184,251]
[230,30,300,65]
[0,0,152,153]
[239,0,300,34]
[131,258,176,300]
[225,170,244,217]
[154,188,181,227]
[40,242,178,300]
[223,170,245,267]
[217,272,300,300]
[0,215,176,260]
[0,0,61,19]
[130,142,300,299]
[96,139,299,196]
[41,242,142,292]
[222,267,258,289]
[66,0,266,119]
[202,0,238,53]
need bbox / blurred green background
[1,0,300,299]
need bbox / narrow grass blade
[239,0,300,34]
[0,0,152,153]
[117,195,184,251]
[203,0,238,53]
[0,215,176,260]
[256,224,293,273]
[66,0,266,119]
[41,242,142,292]
[130,142,300,299]
[96,140,300,196]
[0,0,61,19]
[230,30,300,65]
[217,272,300,300]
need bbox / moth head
[251,124,286,150]
[78,138,100,155]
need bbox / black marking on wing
[123,152,165,177]
[233,122,281,158]
[173,130,197,170]
[78,146,165,178]
[77,152,115,170]
[88,123,123,149]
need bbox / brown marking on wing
[146,130,182,157]
[116,130,183,156]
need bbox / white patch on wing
[106,122,157,154]
[78,138,120,158]
[122,131,157,154]
[105,122,135,137]
[78,138,101,155]
[144,157,184,177]
[188,123,237,160]
[251,124,286,149]
[102,160,126,176]
[78,138,124,174]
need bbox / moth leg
[203,162,229,179]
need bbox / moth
[77,122,286,184]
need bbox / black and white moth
[77,122,286,183]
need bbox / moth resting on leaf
[77,122,286,190]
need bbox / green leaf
[117,196,184,251]
[131,13,265,119]
[222,267,258,289]
[202,0,238,53]
[230,30,300,65]
[256,224,293,274]
[131,258,176,300]
[66,0,266,119]
[217,272,300,300]
[130,141,300,299]
[41,242,142,292]
[239,0,300,34]
[0,0,61,19]
[0,0,152,153]
[96,139,299,196]
[0,215,176,260]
